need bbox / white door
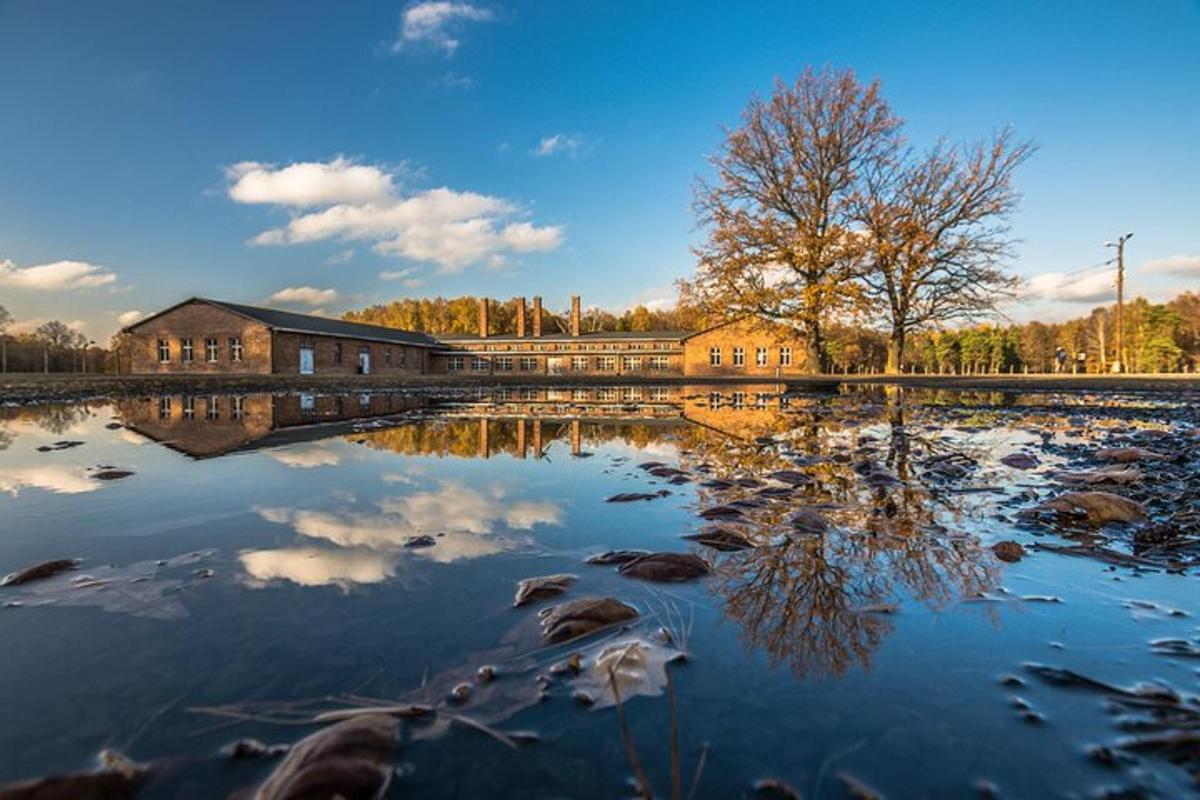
[299,345,315,374]
[359,349,371,374]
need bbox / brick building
[125,295,811,378]
[123,298,440,375]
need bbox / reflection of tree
[716,526,994,680]
[0,403,93,436]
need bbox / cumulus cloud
[1027,270,1115,304]
[0,258,116,291]
[257,482,562,564]
[0,465,99,496]
[240,547,395,589]
[116,310,144,327]
[1142,254,1200,277]
[325,249,355,265]
[268,286,340,306]
[533,133,587,158]
[232,158,563,272]
[393,2,493,55]
[269,444,342,469]
[227,157,395,207]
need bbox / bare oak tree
[857,128,1035,373]
[689,67,902,373]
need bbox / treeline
[0,309,113,373]
[343,296,705,335]
[822,292,1200,374]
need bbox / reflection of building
[117,385,799,459]
[118,393,427,458]
[125,295,815,378]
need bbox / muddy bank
[2,372,1199,405]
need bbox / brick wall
[127,302,273,374]
[117,393,274,456]
[270,332,429,375]
[682,318,809,378]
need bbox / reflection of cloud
[118,429,148,446]
[257,482,562,564]
[240,548,395,588]
[0,465,98,495]
[269,444,342,469]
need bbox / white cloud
[630,285,676,313]
[227,157,395,207]
[240,547,395,588]
[533,133,587,158]
[325,249,355,265]
[268,286,340,306]
[1026,270,1115,304]
[0,465,99,496]
[393,2,493,55]
[1142,254,1200,277]
[435,71,474,90]
[235,158,564,272]
[0,258,116,291]
[8,317,89,336]
[269,444,342,469]
[116,310,144,327]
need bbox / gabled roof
[679,315,797,341]
[125,298,441,348]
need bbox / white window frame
[207,396,220,420]
[756,347,768,367]
[709,347,722,367]
[649,356,669,370]
[571,356,589,371]
[472,356,489,372]
[158,339,170,363]
[519,356,538,372]
[780,346,792,367]
[205,338,219,363]
[448,355,464,372]
[229,337,243,362]
[182,395,195,420]
[597,356,616,371]
[733,347,745,367]
[180,338,193,363]
[622,356,642,371]
[495,357,513,372]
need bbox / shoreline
[2,371,1199,405]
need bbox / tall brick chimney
[516,296,526,338]
[570,295,581,337]
[478,298,489,338]
[532,296,542,337]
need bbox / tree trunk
[801,326,823,375]
[885,329,905,375]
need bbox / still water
[0,385,1196,798]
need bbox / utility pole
[1105,233,1133,373]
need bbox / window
[180,338,193,363]
[733,347,745,367]
[182,396,195,420]
[623,356,642,371]
[205,338,218,363]
[732,392,745,408]
[229,337,243,362]
[158,339,170,363]
[621,386,642,401]
[495,357,513,372]
[649,356,669,371]
[448,356,464,371]
[597,387,618,401]
[472,356,489,372]
[519,357,538,371]
[649,387,670,401]
[780,346,792,367]
[756,347,768,367]
[232,396,245,420]
[207,396,220,420]
[709,347,722,367]
[158,396,171,419]
[708,392,722,409]
[333,342,342,365]
[571,356,589,371]
[572,388,589,401]
[397,349,406,368]
[756,393,771,408]
[597,356,616,371]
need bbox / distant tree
[857,128,1034,373]
[35,320,77,373]
[0,304,10,373]
[689,66,902,373]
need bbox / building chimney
[570,295,581,337]
[478,298,489,338]
[532,296,543,337]
[516,296,526,338]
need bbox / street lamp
[1104,233,1133,374]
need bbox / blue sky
[1,0,1197,340]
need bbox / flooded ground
[1,384,1198,798]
